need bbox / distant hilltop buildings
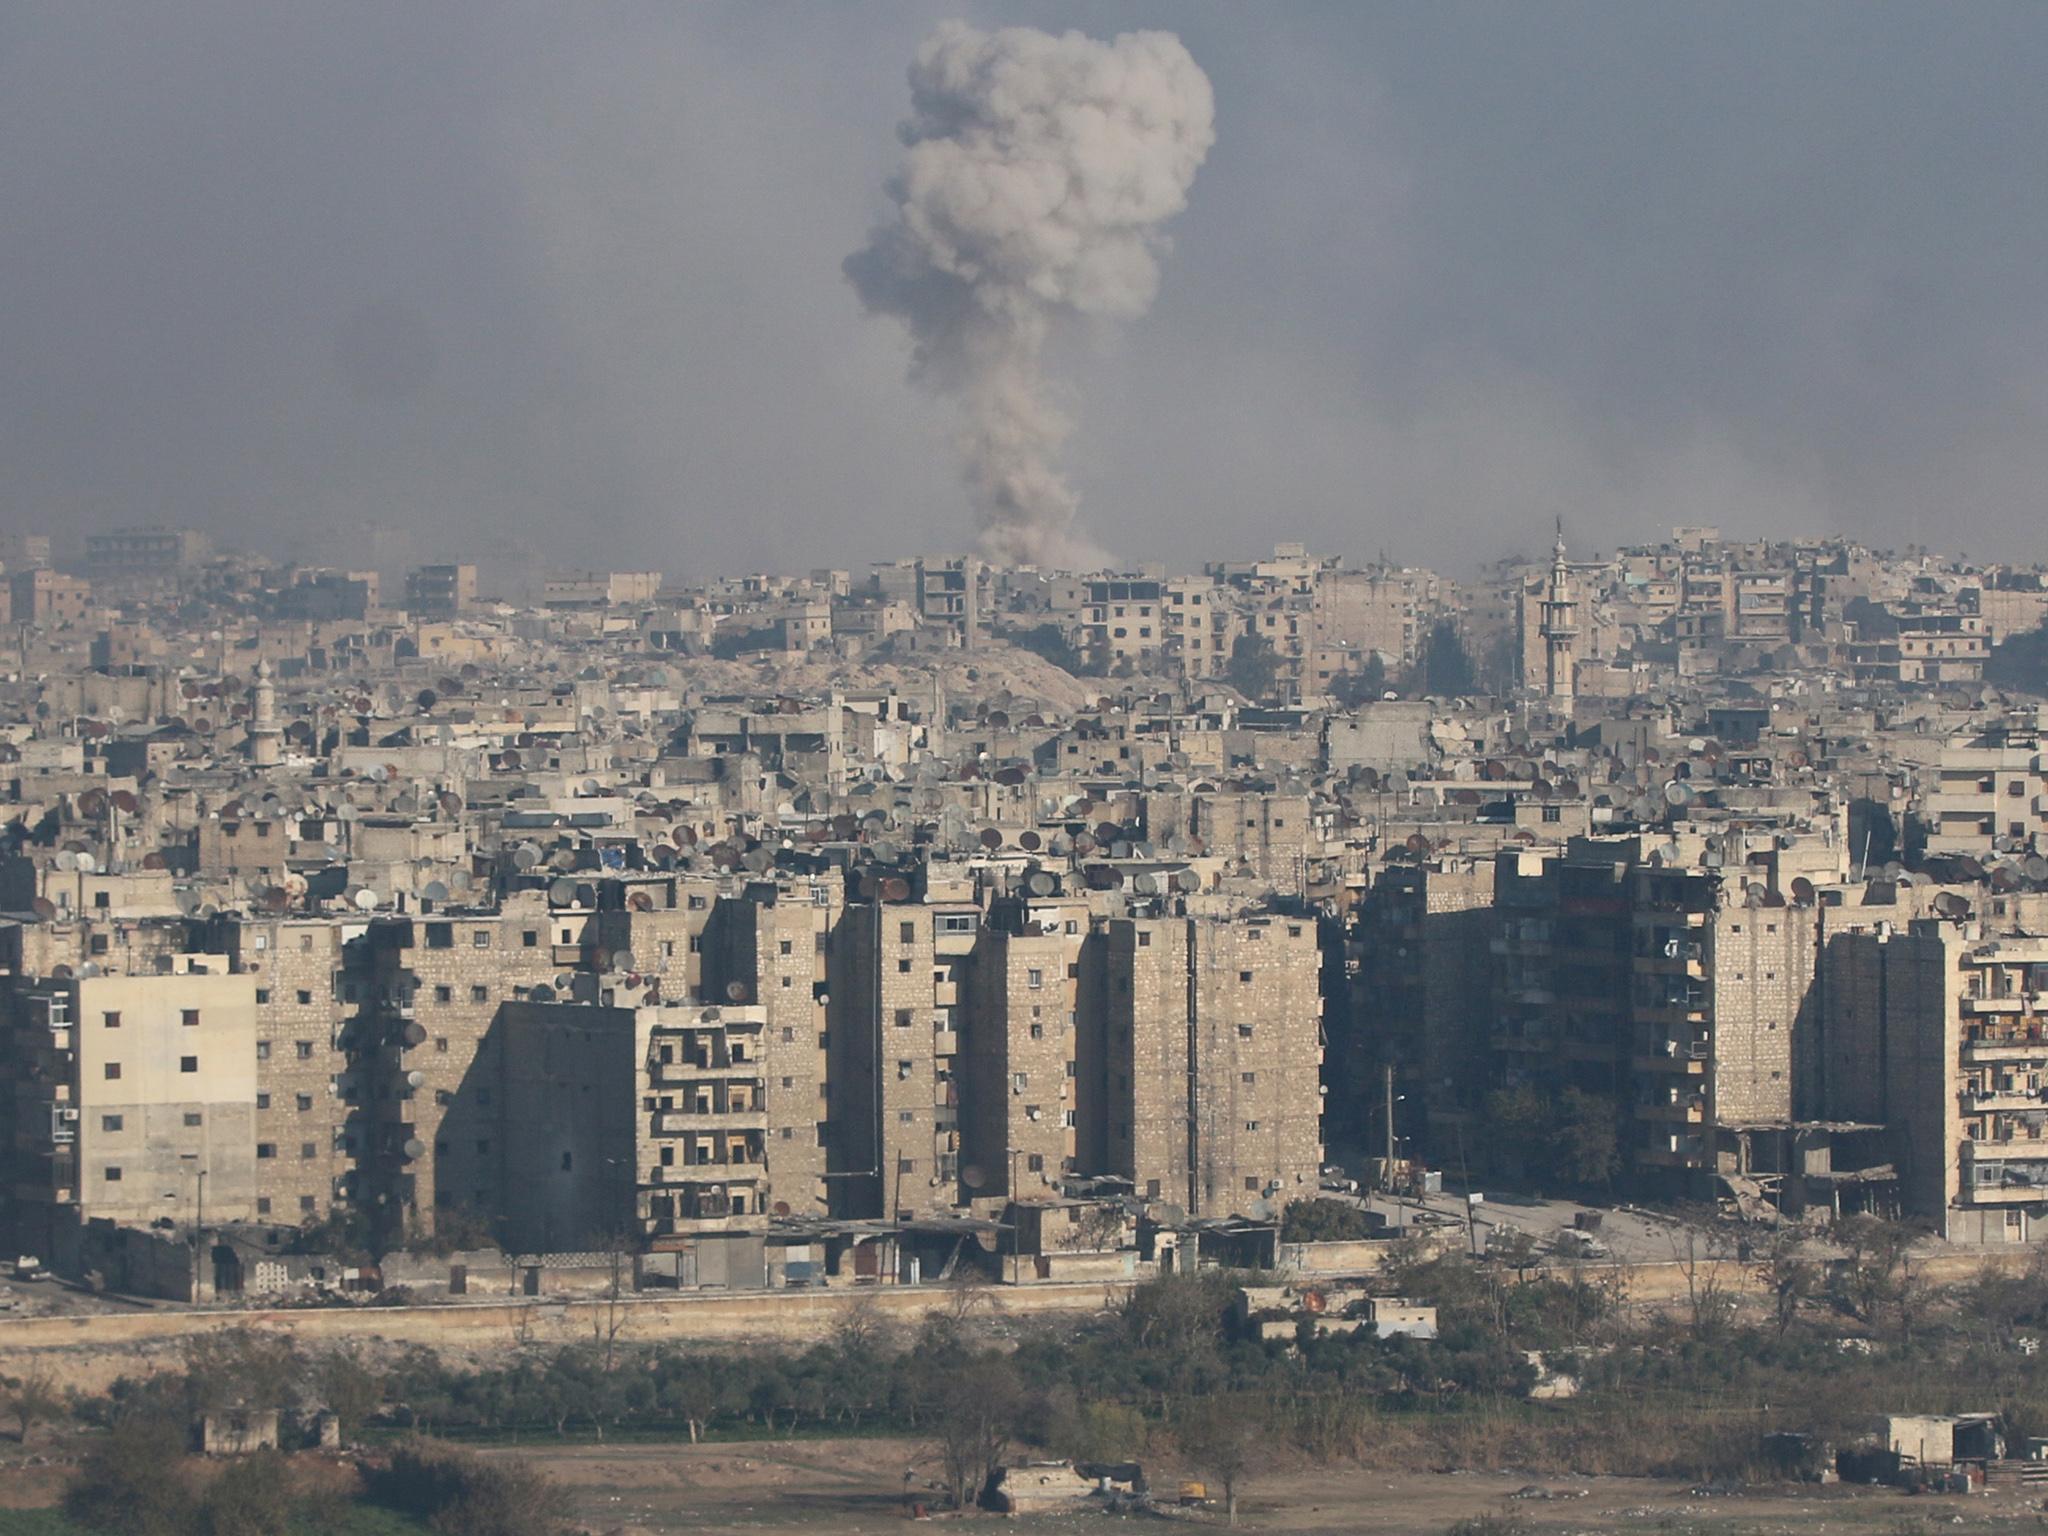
[0,518,2047,1299]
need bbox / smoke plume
[846,22,1214,567]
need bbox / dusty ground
[494,1435,2048,1536]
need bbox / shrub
[366,1438,570,1536]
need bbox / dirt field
[495,1435,2048,1536]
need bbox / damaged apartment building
[11,520,2048,1291]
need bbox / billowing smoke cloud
[846,22,1214,567]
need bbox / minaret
[247,659,281,766]
[1539,518,1577,703]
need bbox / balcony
[1635,1096,1706,1124]
[1636,1001,1710,1027]
[1962,1146,2048,1205]
[1637,1140,1707,1168]
[1562,1035,1622,1063]
[1927,792,1996,817]
[1964,1087,2048,1113]
[1632,1050,1707,1075]
[650,1059,760,1086]
[1961,994,2028,1015]
[646,1164,764,1187]
[652,1108,768,1135]
[1962,1031,2048,1063]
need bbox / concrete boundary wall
[0,1247,2033,1382]
[0,1278,1127,1375]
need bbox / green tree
[315,1348,384,1444]
[181,1330,304,1417]
[1482,1085,1554,1179]
[1987,618,2048,695]
[1329,653,1390,707]
[1224,633,1281,700]
[65,1413,195,1536]
[194,1446,293,1536]
[1552,1089,1620,1189]
[1280,1198,1372,1243]
[1421,620,1477,696]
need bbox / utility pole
[1383,1063,1397,1192]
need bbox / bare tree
[1178,1394,1259,1526]
[1832,1214,1919,1336]
[589,1226,636,1370]
[1665,1208,1738,1342]
[943,1263,996,1323]
[1054,1203,1127,1253]
[1754,1229,1818,1339]
[932,1356,1022,1510]
[3,1367,61,1445]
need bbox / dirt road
[497,1435,2048,1536]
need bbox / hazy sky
[4,3,2045,578]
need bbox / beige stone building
[960,922,1078,1205]
[1822,925,2048,1244]
[1096,913,1323,1217]
[3,959,258,1257]
[826,897,981,1218]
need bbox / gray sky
[4,3,2045,579]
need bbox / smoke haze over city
[3,2,2046,575]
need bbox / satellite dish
[613,949,637,974]
[960,1163,988,1191]
[421,881,450,904]
[548,878,577,904]
[354,889,380,911]
[76,852,97,874]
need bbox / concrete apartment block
[4,961,258,1256]
[1101,914,1323,1218]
